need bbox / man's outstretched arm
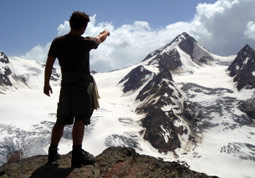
[96,30,110,44]
[44,56,56,97]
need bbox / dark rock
[119,65,153,93]
[135,71,187,152]
[136,71,175,102]
[0,147,217,178]
[139,108,183,152]
[228,44,255,90]
[0,52,9,63]
[240,98,255,120]
[7,151,23,163]
[178,32,196,56]
[0,52,12,87]
[178,32,213,65]
[0,67,12,87]
[149,48,182,72]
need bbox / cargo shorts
[56,79,94,125]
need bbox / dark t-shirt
[48,34,99,76]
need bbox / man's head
[69,11,90,31]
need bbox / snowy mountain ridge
[1,33,255,178]
[0,51,60,93]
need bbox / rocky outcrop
[144,47,182,72]
[136,71,187,153]
[228,44,255,90]
[0,147,217,178]
[0,51,12,87]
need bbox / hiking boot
[71,149,95,168]
[48,147,60,163]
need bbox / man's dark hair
[69,11,90,30]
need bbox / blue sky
[0,0,215,56]
[1,0,255,72]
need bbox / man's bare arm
[44,56,56,97]
[96,30,110,44]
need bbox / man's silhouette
[44,11,110,168]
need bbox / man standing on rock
[43,11,110,168]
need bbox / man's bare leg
[72,120,85,146]
[51,123,65,145]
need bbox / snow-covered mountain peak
[142,32,215,75]
[143,32,193,62]
[173,32,196,44]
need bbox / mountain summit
[142,32,214,73]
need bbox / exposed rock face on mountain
[228,44,255,90]
[0,51,12,87]
[119,65,153,93]
[120,66,187,153]
[135,71,188,153]
[0,147,217,178]
[178,33,214,65]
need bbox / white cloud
[191,0,255,55]
[21,0,255,72]
[89,20,192,72]
[244,21,255,40]
[57,21,70,36]
[21,43,51,62]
